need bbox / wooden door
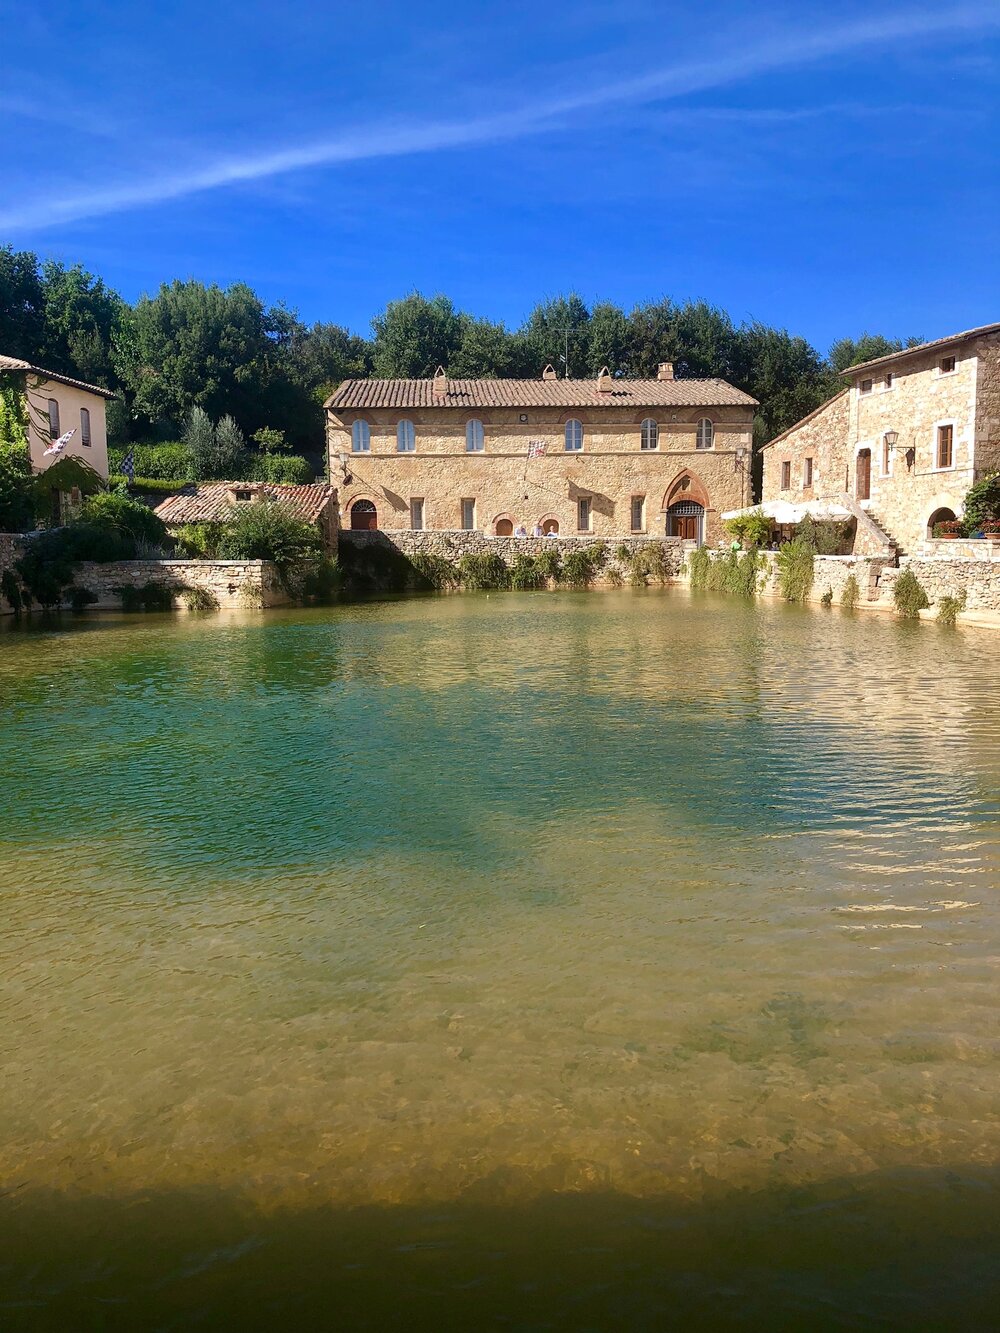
[856,450,871,501]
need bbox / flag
[120,448,136,482]
[527,440,547,458]
[43,427,76,457]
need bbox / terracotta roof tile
[0,353,117,399]
[155,481,335,526]
[325,376,757,411]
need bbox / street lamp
[884,430,899,451]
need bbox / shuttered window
[80,407,91,446]
[936,424,954,469]
[47,398,60,439]
[640,419,658,450]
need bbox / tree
[585,303,631,376]
[450,316,519,377]
[40,260,125,387]
[184,407,217,480]
[519,294,590,378]
[0,247,47,363]
[828,333,923,373]
[371,293,463,377]
[214,415,247,477]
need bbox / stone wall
[341,529,688,584]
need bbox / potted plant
[932,520,962,539]
[981,520,1000,540]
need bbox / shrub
[301,555,343,602]
[68,585,98,613]
[776,538,814,602]
[180,585,219,611]
[840,574,860,610]
[338,539,412,593]
[174,521,224,558]
[216,502,322,568]
[245,454,313,484]
[115,581,177,612]
[959,472,1000,536]
[534,546,562,582]
[15,523,133,607]
[936,590,966,627]
[408,551,458,591]
[109,475,185,495]
[252,426,289,454]
[561,543,606,587]
[614,542,632,563]
[509,553,546,589]
[79,491,168,548]
[108,443,192,481]
[893,568,930,619]
[724,508,772,548]
[0,441,35,532]
[795,515,850,555]
[606,565,623,588]
[932,520,962,538]
[1,568,24,612]
[632,544,669,584]
[457,551,510,590]
[687,546,711,589]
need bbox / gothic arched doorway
[350,499,378,530]
[666,500,705,543]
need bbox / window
[859,378,873,395]
[577,497,592,531]
[936,424,954,469]
[397,419,415,452]
[466,419,484,452]
[47,398,60,439]
[461,498,476,530]
[351,420,370,453]
[781,461,791,490]
[630,495,645,532]
[885,373,894,389]
[233,488,253,502]
[939,355,956,375]
[80,407,91,446]
[696,418,714,450]
[565,419,583,452]
[410,497,424,530]
[640,418,658,450]
[803,457,813,488]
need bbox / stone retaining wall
[340,529,688,584]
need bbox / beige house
[0,354,113,484]
[325,365,757,545]
[761,323,1000,551]
[156,481,339,548]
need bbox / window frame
[640,418,658,451]
[884,372,895,390]
[460,498,476,531]
[695,418,714,450]
[396,419,416,453]
[47,398,60,439]
[577,496,592,531]
[465,419,485,452]
[564,418,584,452]
[803,456,813,489]
[934,421,955,471]
[859,378,873,395]
[780,460,791,491]
[938,355,957,376]
[410,497,424,530]
[80,406,91,446]
[351,419,370,453]
[630,495,645,532]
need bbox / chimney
[657,362,674,381]
[596,366,613,393]
[432,365,448,396]
[542,364,558,381]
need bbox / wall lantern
[884,430,899,451]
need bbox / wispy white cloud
[1,4,996,232]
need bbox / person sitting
[515,523,527,537]
[532,522,543,537]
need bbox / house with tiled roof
[761,322,1000,553]
[155,481,338,547]
[325,364,757,543]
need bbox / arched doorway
[666,500,704,542]
[542,518,559,535]
[350,499,378,530]
[495,517,514,536]
[856,449,872,501]
[927,506,957,538]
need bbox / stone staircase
[833,493,900,560]
[864,510,906,557]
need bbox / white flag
[43,427,76,457]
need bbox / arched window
[466,419,484,452]
[640,418,658,450]
[350,499,378,530]
[565,419,583,452]
[696,418,714,450]
[397,419,415,452]
[351,420,370,453]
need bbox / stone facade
[326,370,756,546]
[761,325,1000,552]
[1,355,112,482]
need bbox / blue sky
[1,0,998,353]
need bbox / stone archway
[350,498,378,530]
[493,514,515,536]
[927,506,958,538]
[662,469,711,514]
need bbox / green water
[1,589,999,1330]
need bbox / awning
[720,501,852,524]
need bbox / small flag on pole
[527,440,547,458]
[43,427,76,457]
[120,448,136,482]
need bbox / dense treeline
[1,245,920,457]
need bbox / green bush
[174,521,224,557]
[509,553,546,589]
[216,502,322,568]
[457,551,510,590]
[253,427,289,454]
[108,443,192,481]
[0,442,35,532]
[936,590,966,627]
[115,581,177,612]
[16,524,132,607]
[68,585,98,613]
[688,546,760,597]
[180,585,219,611]
[245,453,313,484]
[79,491,168,548]
[724,508,772,548]
[776,538,814,602]
[840,574,860,610]
[614,542,632,563]
[795,515,851,555]
[819,587,833,606]
[408,551,459,591]
[631,544,669,584]
[534,546,562,582]
[109,475,184,495]
[300,555,343,602]
[959,472,1000,536]
[1,568,24,612]
[687,546,711,589]
[893,568,930,619]
[561,543,607,587]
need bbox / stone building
[761,322,1000,551]
[0,354,113,517]
[325,365,756,544]
[156,481,339,548]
